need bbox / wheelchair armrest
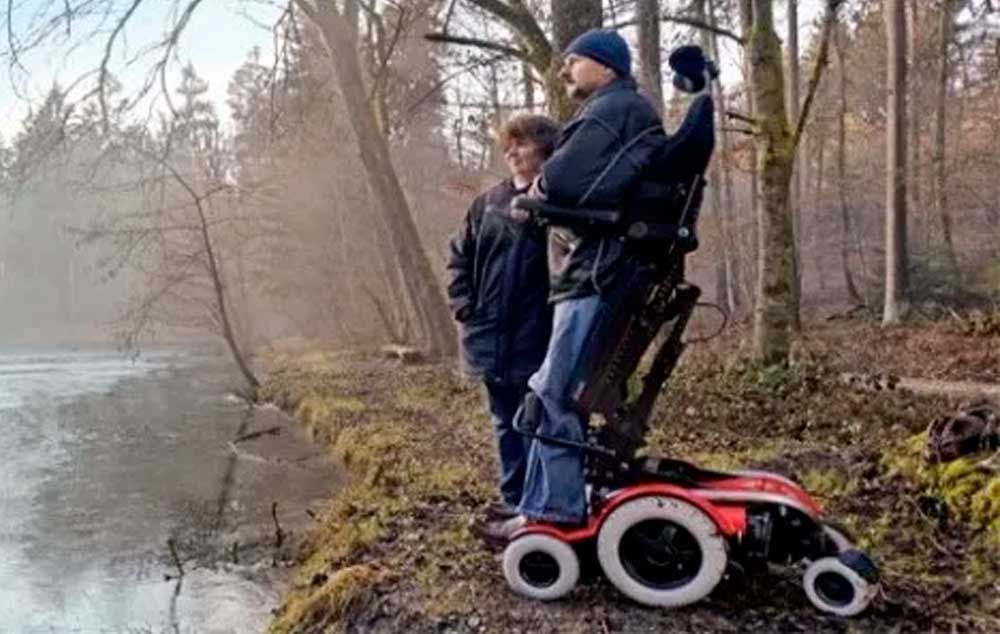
[625,221,699,252]
[513,196,622,228]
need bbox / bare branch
[612,13,745,46]
[367,5,408,104]
[793,0,843,151]
[461,0,552,72]
[424,32,526,60]
[99,0,146,132]
[662,14,745,45]
[726,110,756,124]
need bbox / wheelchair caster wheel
[596,496,728,607]
[503,534,580,601]
[803,550,880,616]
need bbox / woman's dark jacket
[447,179,552,385]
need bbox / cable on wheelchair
[682,302,729,345]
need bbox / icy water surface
[0,347,338,633]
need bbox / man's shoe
[471,515,527,546]
[483,501,519,521]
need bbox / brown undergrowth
[262,323,1000,634]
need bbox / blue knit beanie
[564,29,631,78]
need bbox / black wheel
[597,496,727,607]
[519,550,561,588]
[619,518,704,590]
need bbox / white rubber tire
[503,534,580,601]
[596,496,727,607]
[803,556,878,617]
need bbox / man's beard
[566,82,591,101]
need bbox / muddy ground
[260,319,999,634]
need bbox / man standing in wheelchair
[480,30,714,541]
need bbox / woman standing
[447,114,560,518]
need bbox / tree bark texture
[883,0,909,325]
[750,0,796,364]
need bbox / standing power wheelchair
[504,85,880,617]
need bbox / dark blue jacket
[540,77,667,302]
[447,180,552,385]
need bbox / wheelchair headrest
[656,94,715,185]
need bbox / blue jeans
[516,295,603,524]
[484,381,531,506]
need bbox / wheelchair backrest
[657,94,715,188]
[627,94,716,242]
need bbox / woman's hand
[509,195,533,224]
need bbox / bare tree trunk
[738,0,760,286]
[835,27,862,305]
[908,0,924,252]
[883,0,909,325]
[933,0,960,279]
[813,134,827,292]
[299,0,456,357]
[749,0,796,364]
[699,0,729,312]
[163,173,259,391]
[708,0,739,310]
[548,0,602,120]
[787,0,802,328]
[488,61,503,167]
[523,62,536,110]
[638,0,663,114]
[349,1,416,344]
[992,84,1000,254]
[454,96,466,165]
[363,181,414,342]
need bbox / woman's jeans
[484,381,531,506]
[516,295,603,524]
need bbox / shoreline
[261,323,999,634]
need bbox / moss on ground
[884,431,1000,548]
[263,325,1000,634]
[263,356,496,634]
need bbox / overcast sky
[0,0,827,143]
[0,0,282,141]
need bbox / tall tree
[294,0,456,357]
[698,0,731,311]
[547,0,603,119]
[787,0,802,328]
[933,0,960,278]
[749,0,840,363]
[883,0,909,325]
[738,0,760,303]
[707,0,739,310]
[908,0,925,250]
[749,0,796,362]
[834,24,862,304]
[638,0,664,114]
